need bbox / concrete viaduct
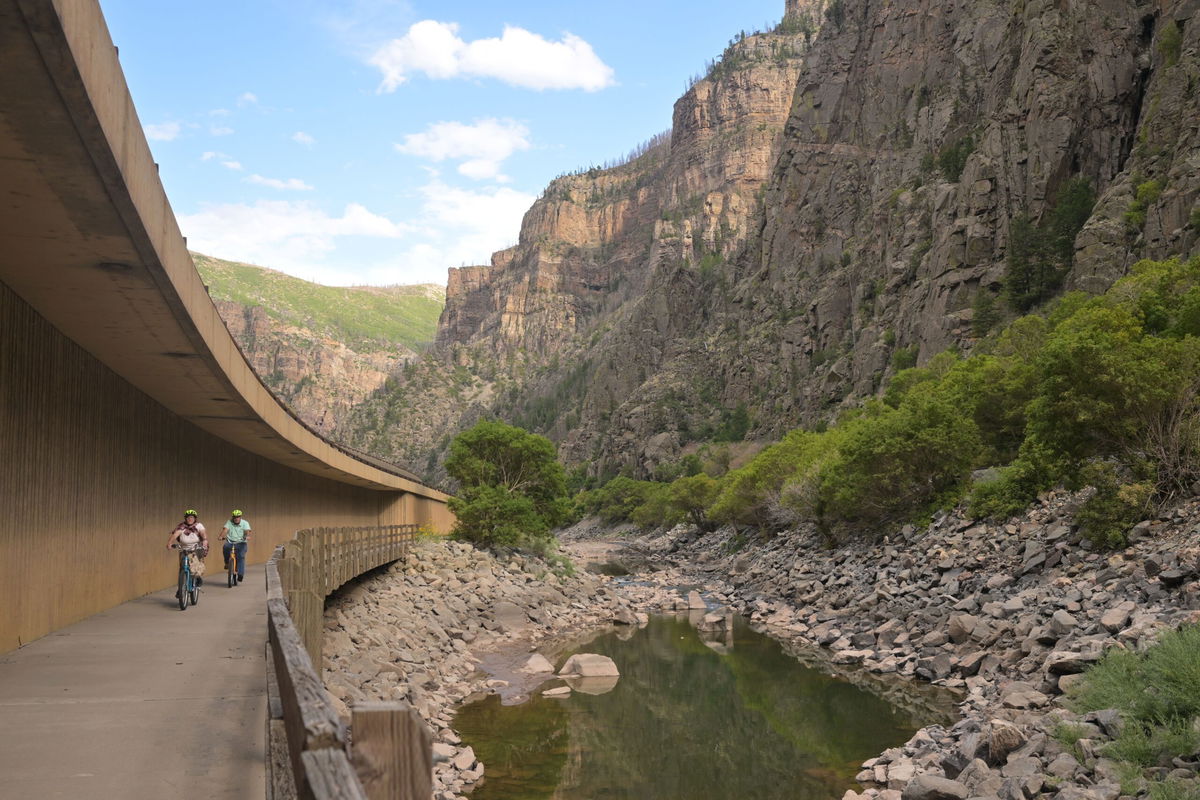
[0,0,452,654]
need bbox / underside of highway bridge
[0,0,452,652]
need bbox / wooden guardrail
[266,526,433,800]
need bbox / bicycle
[226,540,238,588]
[222,537,244,587]
[172,545,201,610]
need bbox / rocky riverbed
[322,540,653,798]
[324,490,1200,800]
[604,490,1200,800]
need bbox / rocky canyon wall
[343,0,1200,481]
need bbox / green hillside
[193,253,444,353]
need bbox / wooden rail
[267,526,432,800]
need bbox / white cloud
[178,182,533,286]
[370,20,615,92]
[210,108,231,116]
[292,131,316,146]
[210,125,235,136]
[247,174,315,191]
[395,118,530,181]
[145,121,182,141]
[201,152,243,171]
[179,200,410,280]
[237,92,259,106]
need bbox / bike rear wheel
[190,585,200,605]
[178,569,188,610]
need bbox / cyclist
[221,509,251,584]
[167,509,208,594]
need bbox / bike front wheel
[178,570,188,610]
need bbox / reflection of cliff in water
[455,616,959,800]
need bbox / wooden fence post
[351,702,433,800]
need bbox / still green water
[455,614,957,800]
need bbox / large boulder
[558,653,620,678]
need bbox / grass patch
[194,252,444,353]
[1067,624,1200,766]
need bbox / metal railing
[266,525,432,800]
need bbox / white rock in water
[542,685,571,698]
[517,653,555,674]
[558,653,620,677]
[686,590,706,609]
[452,745,477,771]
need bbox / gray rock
[948,614,979,644]
[1049,610,1077,636]
[901,774,969,800]
[492,601,530,633]
[987,720,1026,764]
[1099,604,1132,633]
[1045,650,1101,675]
[1045,752,1079,779]
[517,653,556,674]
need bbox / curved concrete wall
[0,281,450,651]
[0,1,453,651]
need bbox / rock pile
[625,491,1200,800]
[322,539,640,799]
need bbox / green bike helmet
[184,509,198,517]
[231,509,243,517]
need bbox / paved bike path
[0,565,267,799]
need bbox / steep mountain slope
[341,0,1200,480]
[195,253,444,435]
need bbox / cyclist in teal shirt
[221,509,251,584]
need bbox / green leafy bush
[938,136,974,182]
[1126,179,1163,234]
[1158,21,1182,68]
[579,476,658,524]
[667,474,721,529]
[1004,178,1095,312]
[890,344,919,371]
[1073,463,1153,549]
[816,395,980,534]
[709,430,822,527]
[446,421,569,549]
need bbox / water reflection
[455,615,957,800]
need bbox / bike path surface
[0,565,267,799]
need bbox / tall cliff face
[342,7,821,473]
[194,254,444,439]
[344,0,1200,480]
[217,300,406,435]
[435,12,818,360]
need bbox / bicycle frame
[177,548,193,609]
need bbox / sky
[102,1,787,287]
